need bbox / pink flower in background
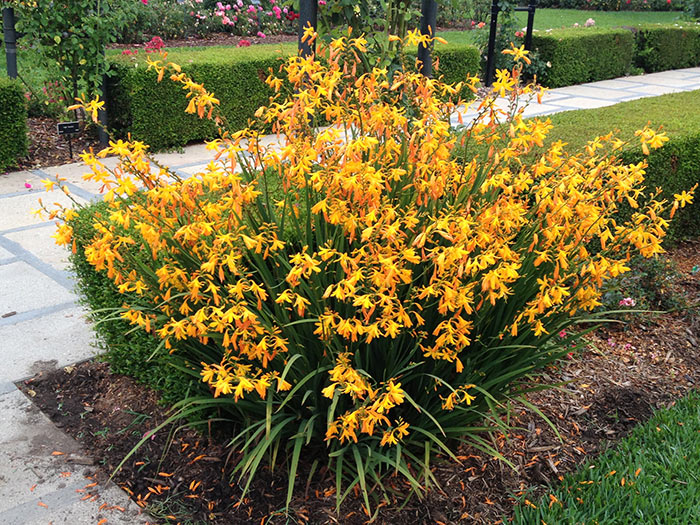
[257,31,266,38]
[238,39,251,47]
[515,30,524,38]
[558,330,567,338]
[584,18,595,27]
[24,181,32,189]
[141,0,148,4]
[619,297,636,307]
[144,36,165,52]
[272,5,281,18]
[318,0,326,5]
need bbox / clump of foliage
[15,0,140,104]
[601,254,690,316]
[50,32,692,512]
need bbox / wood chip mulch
[11,117,101,172]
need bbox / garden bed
[18,241,700,524]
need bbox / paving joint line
[0,234,75,292]
[0,381,18,396]
[0,221,57,236]
[30,169,99,202]
[0,188,47,200]
[0,301,78,328]
[0,256,20,266]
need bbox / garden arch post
[2,7,18,79]
[298,0,318,58]
[484,0,500,86]
[417,0,438,78]
[513,0,538,50]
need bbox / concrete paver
[0,262,76,315]
[4,224,73,272]
[0,306,96,383]
[0,389,148,524]
[0,192,84,231]
[0,66,699,523]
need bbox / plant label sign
[57,121,80,136]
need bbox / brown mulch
[14,117,102,171]
[16,241,700,524]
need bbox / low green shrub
[513,390,700,524]
[60,39,682,510]
[532,27,635,87]
[634,23,700,72]
[0,77,28,172]
[106,42,481,150]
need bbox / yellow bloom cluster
[54,35,691,451]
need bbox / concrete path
[0,67,699,523]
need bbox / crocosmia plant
[52,32,692,511]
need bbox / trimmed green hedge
[106,43,481,150]
[106,45,293,150]
[0,77,28,172]
[635,23,700,73]
[533,28,635,88]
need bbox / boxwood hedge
[0,77,28,172]
[532,27,636,88]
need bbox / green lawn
[512,390,700,524]
[439,8,683,46]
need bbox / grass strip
[513,389,700,524]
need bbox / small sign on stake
[57,121,80,158]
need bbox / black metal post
[484,0,500,87]
[2,7,18,79]
[524,0,537,51]
[417,0,437,77]
[298,0,317,58]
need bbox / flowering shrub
[125,0,298,41]
[54,33,693,509]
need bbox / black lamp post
[2,7,18,79]
[298,0,318,58]
[417,0,437,78]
